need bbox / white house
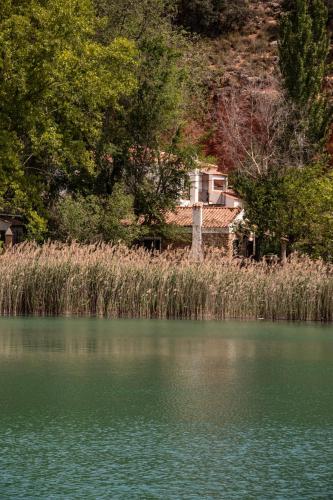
[165,162,246,257]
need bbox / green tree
[0,0,137,234]
[54,184,140,244]
[116,35,195,222]
[234,164,333,259]
[279,0,331,148]
[94,0,174,41]
[93,2,195,222]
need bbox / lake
[0,318,333,499]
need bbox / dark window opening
[140,237,162,252]
[213,179,225,191]
[233,239,240,257]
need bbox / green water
[0,319,333,499]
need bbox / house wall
[0,221,10,231]
[208,176,227,204]
[202,232,236,257]
[187,169,240,207]
[164,229,236,257]
[225,194,242,208]
[0,220,25,245]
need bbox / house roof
[225,190,241,200]
[199,166,228,176]
[0,214,24,227]
[165,206,241,228]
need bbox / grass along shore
[0,243,333,321]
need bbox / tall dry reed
[0,242,333,321]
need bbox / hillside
[185,0,332,171]
[1,0,332,250]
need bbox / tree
[174,0,249,36]
[54,184,140,244]
[234,164,333,259]
[93,4,195,223]
[0,0,137,236]
[279,0,331,149]
[212,78,312,177]
[94,0,174,41]
[120,35,195,222]
[232,0,333,259]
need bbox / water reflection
[0,318,332,362]
[0,318,332,425]
[0,318,333,498]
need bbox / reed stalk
[0,242,332,321]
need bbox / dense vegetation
[1,243,333,321]
[174,0,250,36]
[1,0,333,260]
[0,0,195,240]
[232,0,333,259]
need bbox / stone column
[190,169,200,204]
[5,227,13,249]
[226,233,236,259]
[191,202,203,260]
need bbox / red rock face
[183,1,283,172]
[184,0,333,171]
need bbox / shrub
[174,0,250,37]
[53,184,140,244]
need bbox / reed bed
[1,242,333,321]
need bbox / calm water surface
[0,318,333,499]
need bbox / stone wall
[202,232,235,257]
[164,231,236,257]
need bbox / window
[213,179,225,191]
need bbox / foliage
[174,0,250,36]
[1,0,206,239]
[283,165,333,258]
[279,0,331,148]
[94,0,175,40]
[95,27,194,222]
[54,184,140,244]
[124,149,193,223]
[26,211,48,242]
[0,0,137,232]
[233,0,333,261]
[233,164,333,259]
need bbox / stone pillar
[5,227,13,249]
[226,233,236,259]
[190,169,200,204]
[191,202,203,260]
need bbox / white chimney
[191,202,203,260]
[190,169,200,204]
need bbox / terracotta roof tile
[165,206,241,228]
[0,215,24,226]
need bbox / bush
[174,0,250,36]
[53,184,141,244]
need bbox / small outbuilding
[0,215,25,247]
